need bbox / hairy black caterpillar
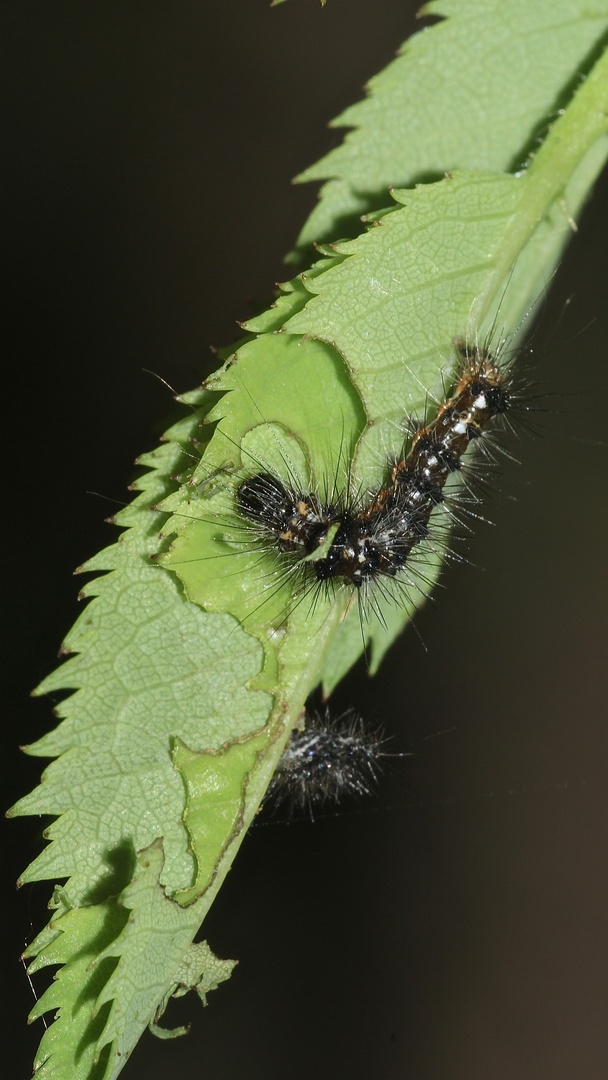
[235,340,515,615]
[265,709,390,817]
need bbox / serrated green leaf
[291,0,608,260]
[163,59,608,680]
[9,394,273,1078]
[26,894,128,1080]
[11,568,270,902]
[11,6,608,1080]
[26,841,235,1080]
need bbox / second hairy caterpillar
[265,708,390,818]
[235,339,515,617]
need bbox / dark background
[3,2,608,1078]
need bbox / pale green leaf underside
[292,0,608,259]
[27,841,235,1080]
[10,398,272,1080]
[11,6,608,1080]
